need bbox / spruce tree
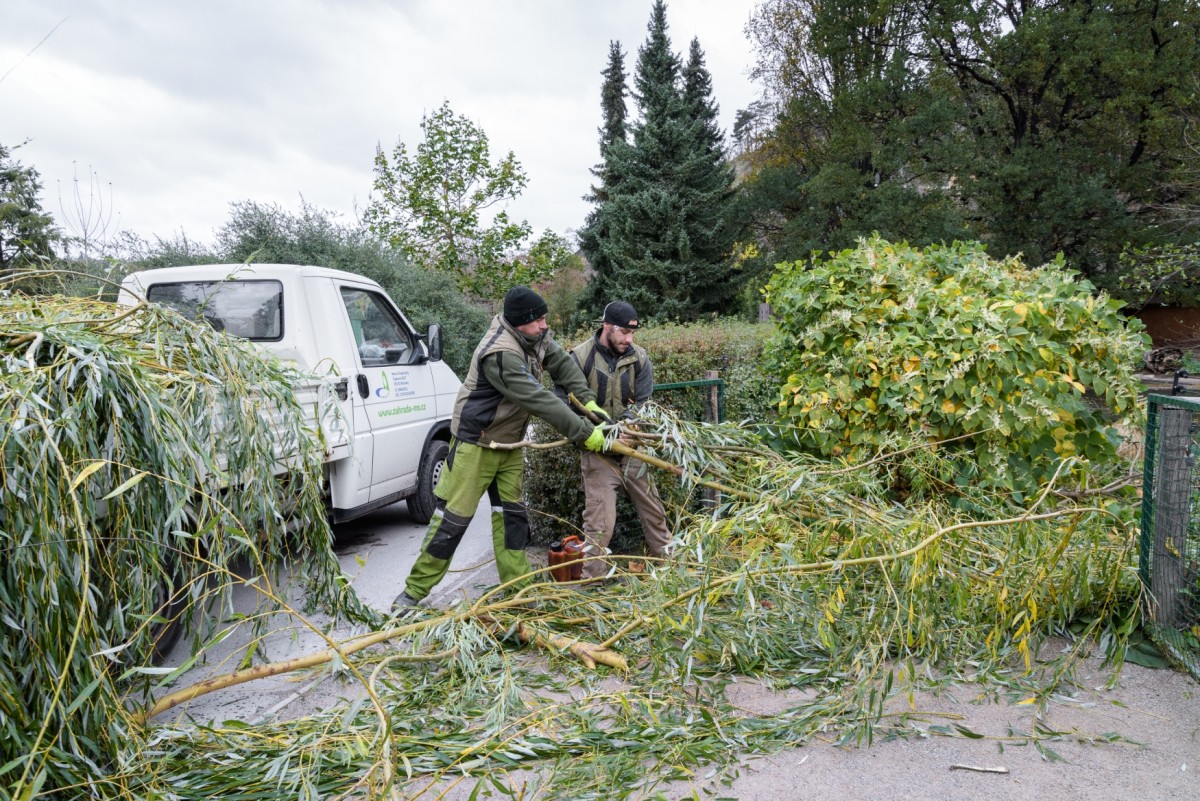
[594,40,629,198]
[683,38,723,159]
[580,0,736,321]
[579,41,630,313]
[678,36,736,311]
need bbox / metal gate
[1140,394,1200,680]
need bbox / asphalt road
[155,497,499,725]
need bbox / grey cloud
[1,0,759,244]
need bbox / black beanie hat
[503,286,548,326]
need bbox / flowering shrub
[764,236,1149,498]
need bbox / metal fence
[1140,394,1200,680]
[653,376,725,423]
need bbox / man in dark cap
[560,300,671,580]
[393,286,612,611]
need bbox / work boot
[390,591,421,617]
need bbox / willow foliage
[0,291,1144,800]
[125,408,1139,800]
[0,292,366,799]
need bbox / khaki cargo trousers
[579,451,671,579]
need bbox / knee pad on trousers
[425,507,472,560]
[500,500,530,550]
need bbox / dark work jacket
[562,330,654,420]
[451,315,595,446]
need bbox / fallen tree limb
[485,426,756,502]
[606,439,758,502]
[480,615,628,671]
[138,616,440,724]
[1053,471,1139,499]
[139,601,629,723]
[599,504,1117,649]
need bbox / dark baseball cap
[602,301,639,329]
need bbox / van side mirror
[426,324,443,362]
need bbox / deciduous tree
[921,0,1200,274]
[364,102,557,301]
[215,199,489,375]
[735,0,964,274]
[738,0,1200,279]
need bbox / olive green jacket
[451,315,595,446]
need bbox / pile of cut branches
[0,292,369,799]
[130,408,1141,800]
[1,291,1144,800]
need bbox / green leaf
[953,724,985,739]
[102,470,148,499]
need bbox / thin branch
[601,505,1118,649]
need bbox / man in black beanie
[394,286,613,611]
[501,285,548,326]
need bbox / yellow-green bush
[765,235,1149,500]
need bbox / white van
[119,264,462,524]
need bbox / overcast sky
[1,0,762,253]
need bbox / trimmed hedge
[524,319,777,547]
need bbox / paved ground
[663,650,1200,801]
[156,501,1200,800]
[156,498,502,724]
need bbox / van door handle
[356,374,369,398]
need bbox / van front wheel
[407,439,448,524]
[149,552,188,664]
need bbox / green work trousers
[404,439,532,600]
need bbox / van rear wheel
[407,439,448,524]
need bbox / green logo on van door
[375,370,391,398]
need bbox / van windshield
[146,280,283,340]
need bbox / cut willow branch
[480,616,628,671]
[607,439,759,501]
[138,616,439,724]
[24,332,44,366]
[488,432,759,502]
[1053,472,1140,499]
[809,428,992,476]
[487,438,570,450]
[140,595,629,723]
[565,393,763,501]
[599,505,1117,649]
